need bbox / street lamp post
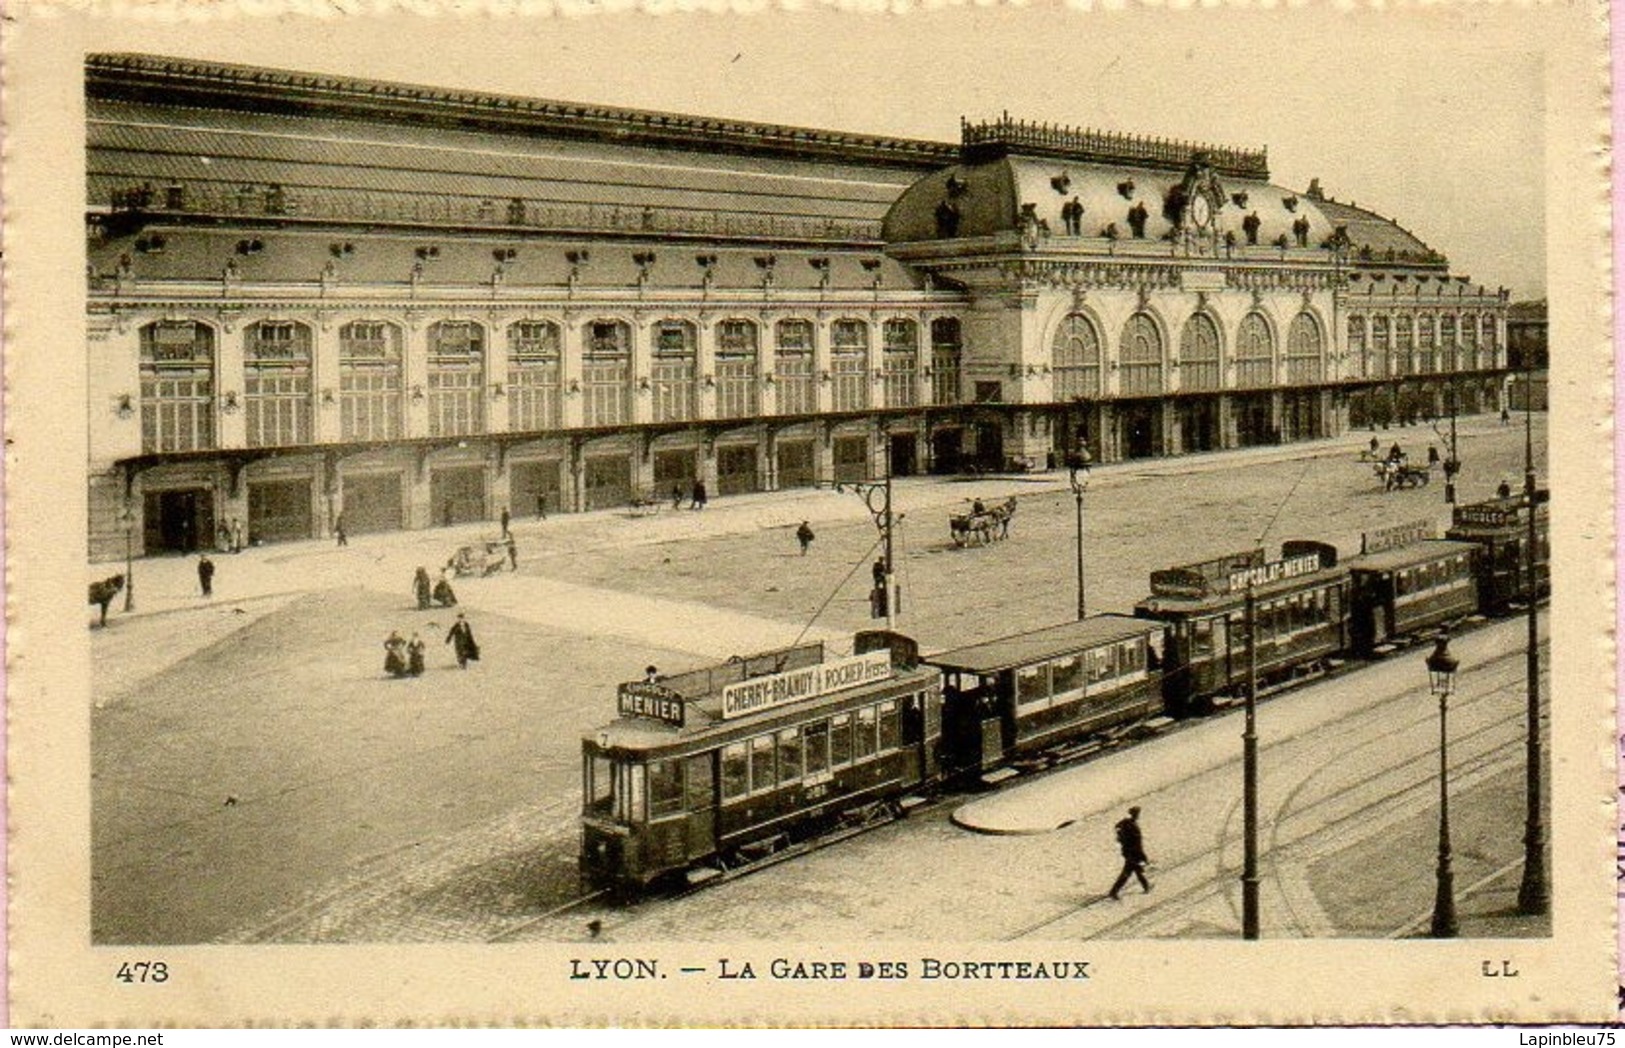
[1426,632,1460,938]
[833,468,898,630]
[1443,377,1461,504]
[1517,342,1550,915]
[121,503,136,613]
[1241,582,1260,940]
[1067,447,1091,621]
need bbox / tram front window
[585,752,613,816]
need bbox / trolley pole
[832,468,899,630]
[1444,377,1460,504]
[1517,353,1549,914]
[1068,449,1091,621]
[1242,582,1260,940]
[883,469,896,631]
[122,502,136,613]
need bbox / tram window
[830,713,853,767]
[878,701,901,751]
[1087,648,1110,684]
[685,754,712,810]
[615,763,644,823]
[804,721,830,775]
[586,754,613,813]
[1191,620,1213,656]
[649,759,684,818]
[1051,654,1083,694]
[1016,664,1049,705]
[855,706,878,759]
[721,743,748,800]
[749,735,776,793]
[777,728,803,785]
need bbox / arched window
[1417,315,1437,373]
[1347,316,1367,379]
[584,320,631,427]
[1178,313,1221,392]
[831,319,870,412]
[1394,315,1414,376]
[715,320,760,420]
[1118,313,1163,396]
[244,320,313,448]
[139,320,215,453]
[882,319,919,409]
[1440,315,1458,372]
[1052,314,1102,400]
[774,320,815,415]
[1461,312,1479,370]
[1285,312,1324,384]
[339,321,402,441]
[1371,316,1391,379]
[508,320,561,432]
[1236,313,1274,388]
[930,318,962,406]
[428,321,486,437]
[1481,313,1498,353]
[651,320,697,423]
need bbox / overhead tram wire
[790,532,887,652]
[1253,455,1316,548]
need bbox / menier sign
[1225,552,1324,593]
[720,650,892,720]
[617,682,685,728]
[1150,549,1264,598]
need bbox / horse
[89,574,124,627]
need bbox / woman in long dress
[383,630,408,677]
[413,567,432,610]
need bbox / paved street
[89,413,1548,943]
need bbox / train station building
[86,54,1511,560]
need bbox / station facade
[86,55,1511,560]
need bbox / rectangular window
[777,728,803,785]
[721,743,748,800]
[878,701,901,751]
[804,721,830,776]
[1192,619,1214,656]
[855,706,878,760]
[1050,654,1083,695]
[1016,664,1049,705]
[749,735,776,794]
[830,713,853,767]
[684,754,713,811]
[587,754,613,813]
[648,759,684,818]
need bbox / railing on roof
[961,115,1269,180]
[96,178,886,244]
[650,642,827,703]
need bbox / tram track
[998,662,1536,942]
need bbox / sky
[62,3,1558,299]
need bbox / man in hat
[1108,806,1152,900]
[445,612,480,670]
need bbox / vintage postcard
[3,0,1615,1027]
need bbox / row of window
[718,697,907,804]
[1200,585,1341,654]
[1013,638,1156,706]
[1051,310,1326,399]
[1389,554,1471,598]
[134,319,966,453]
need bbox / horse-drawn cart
[449,540,511,577]
[1373,459,1431,491]
[950,497,1018,547]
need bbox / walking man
[334,513,348,547]
[197,553,215,597]
[690,479,707,510]
[1108,806,1151,900]
[507,536,519,571]
[796,520,815,555]
[536,491,548,522]
[500,506,511,539]
[445,612,480,670]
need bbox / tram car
[1344,521,1480,655]
[1445,492,1551,616]
[929,615,1167,780]
[1133,541,1348,716]
[579,634,942,890]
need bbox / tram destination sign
[720,650,892,720]
[617,682,685,728]
[1225,552,1323,593]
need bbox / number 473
[115,961,168,984]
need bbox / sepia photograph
[4,0,1614,1027]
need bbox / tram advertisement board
[720,650,892,720]
[1224,551,1323,593]
[617,681,685,727]
[1362,519,1436,554]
